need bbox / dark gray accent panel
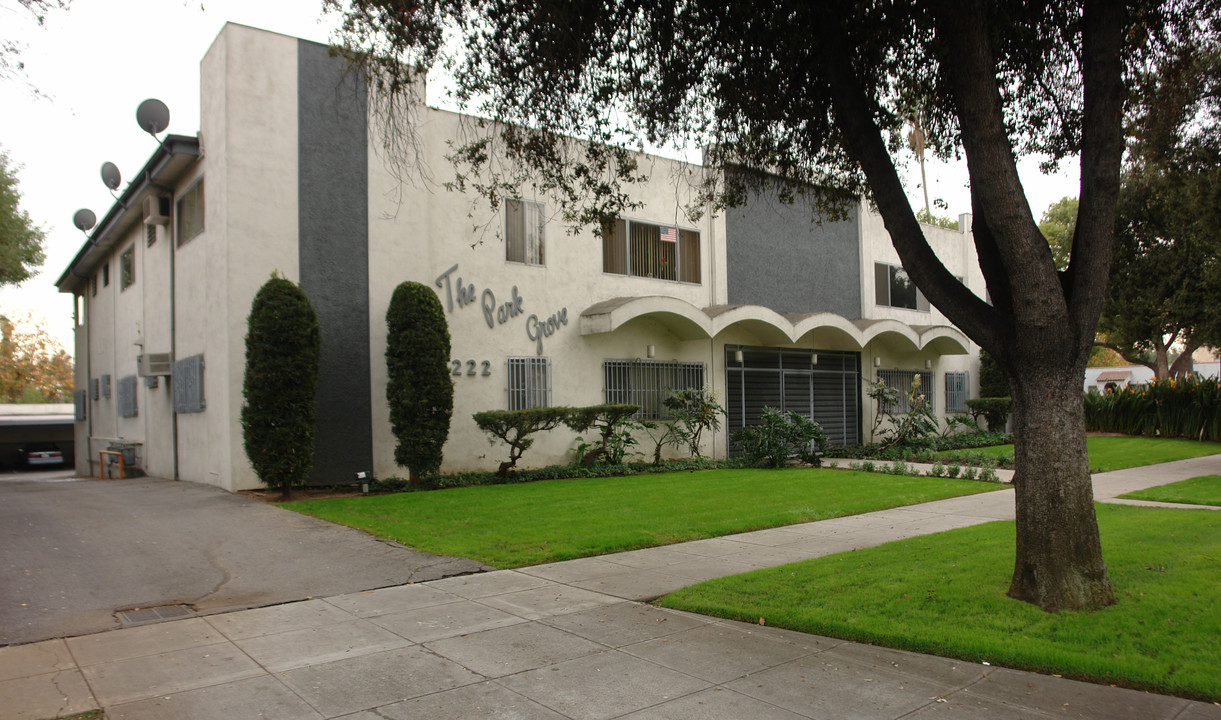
[725,189,862,317]
[298,40,374,485]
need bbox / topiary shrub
[473,407,571,475]
[978,349,1009,398]
[386,281,453,485]
[242,274,321,499]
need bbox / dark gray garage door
[725,347,861,448]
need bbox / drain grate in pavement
[116,604,195,626]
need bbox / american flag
[659,227,677,243]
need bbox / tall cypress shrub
[386,281,453,484]
[241,274,321,499]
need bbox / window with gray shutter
[91,378,99,401]
[101,374,111,398]
[172,354,206,413]
[74,390,87,421]
[118,375,139,418]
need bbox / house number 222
[451,360,492,377]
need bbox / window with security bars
[173,354,206,413]
[505,199,545,265]
[603,360,705,419]
[876,369,935,414]
[507,357,551,410]
[602,218,700,284]
[945,371,970,413]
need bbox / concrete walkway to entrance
[4,456,1220,719]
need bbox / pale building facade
[58,24,982,492]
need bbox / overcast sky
[0,0,1078,351]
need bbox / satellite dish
[136,98,170,136]
[73,208,97,232]
[101,162,122,191]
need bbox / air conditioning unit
[138,352,173,377]
[142,195,170,226]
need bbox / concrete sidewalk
[4,456,1220,719]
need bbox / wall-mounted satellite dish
[73,208,97,233]
[101,162,122,191]
[136,98,170,137]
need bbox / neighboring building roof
[1094,370,1132,382]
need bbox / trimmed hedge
[965,397,1012,432]
[373,457,741,492]
[242,275,320,498]
[386,281,453,484]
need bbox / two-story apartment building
[57,23,981,492]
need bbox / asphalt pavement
[0,471,491,646]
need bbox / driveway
[0,472,491,646]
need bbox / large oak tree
[326,0,1215,611]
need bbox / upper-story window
[120,245,135,291]
[177,179,205,246]
[506,199,545,266]
[602,218,700,284]
[102,262,110,287]
[875,262,928,311]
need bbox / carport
[0,404,75,470]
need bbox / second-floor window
[602,218,700,284]
[177,180,205,246]
[875,262,929,311]
[506,199,545,265]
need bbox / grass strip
[1120,475,1221,507]
[659,503,1221,701]
[281,468,995,568]
[979,436,1221,472]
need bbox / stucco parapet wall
[580,297,969,353]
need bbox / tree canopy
[0,311,71,403]
[327,0,1219,611]
[1097,36,1221,377]
[0,149,46,286]
[1038,196,1078,271]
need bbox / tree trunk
[1007,367,1115,612]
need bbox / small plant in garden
[946,462,961,478]
[663,387,725,458]
[732,406,829,468]
[474,407,571,475]
[962,465,979,480]
[564,403,641,465]
[927,460,946,477]
[866,374,938,452]
[638,419,683,465]
[242,273,320,500]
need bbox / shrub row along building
[57,24,982,491]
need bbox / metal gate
[725,347,861,448]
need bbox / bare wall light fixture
[874,356,882,367]
[734,348,744,363]
[647,344,656,359]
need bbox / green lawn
[659,503,1221,701]
[979,435,1221,472]
[280,468,995,568]
[1120,475,1221,507]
